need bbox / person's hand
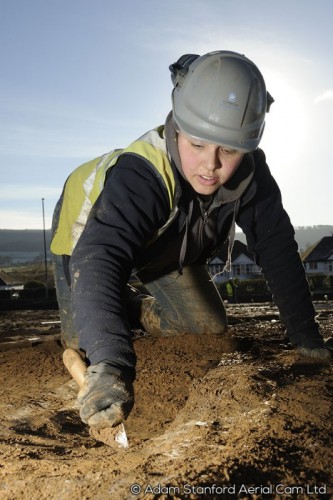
[295,337,333,361]
[77,362,134,429]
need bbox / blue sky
[1,0,332,230]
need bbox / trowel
[63,348,129,448]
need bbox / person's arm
[238,150,330,358]
[70,154,171,375]
[70,154,173,427]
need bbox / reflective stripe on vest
[51,126,176,255]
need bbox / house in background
[208,240,262,283]
[301,236,333,275]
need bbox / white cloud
[0,184,61,201]
[0,211,52,230]
[314,90,333,104]
[0,184,59,229]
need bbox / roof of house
[217,240,255,263]
[301,236,333,262]
[0,269,23,287]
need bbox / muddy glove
[295,337,333,361]
[78,362,134,429]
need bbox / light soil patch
[0,303,332,499]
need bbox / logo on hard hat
[221,91,239,110]
[228,91,237,103]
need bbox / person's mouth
[198,175,218,186]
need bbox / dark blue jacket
[69,147,323,378]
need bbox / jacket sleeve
[69,154,171,378]
[237,149,324,349]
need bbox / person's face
[177,132,244,195]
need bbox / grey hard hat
[170,50,273,152]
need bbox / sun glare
[260,71,308,169]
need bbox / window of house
[232,265,241,275]
[210,264,224,274]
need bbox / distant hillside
[235,225,333,253]
[0,229,52,252]
[292,226,333,252]
[0,225,332,256]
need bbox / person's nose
[205,148,221,171]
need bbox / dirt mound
[0,303,332,499]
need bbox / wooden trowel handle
[63,348,87,388]
[62,348,129,448]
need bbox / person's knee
[133,294,227,337]
[186,313,227,335]
[130,294,181,336]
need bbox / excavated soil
[0,302,332,499]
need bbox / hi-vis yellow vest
[51,126,177,256]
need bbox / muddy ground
[0,302,332,499]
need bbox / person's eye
[220,148,232,154]
[192,143,204,149]
[220,148,241,156]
